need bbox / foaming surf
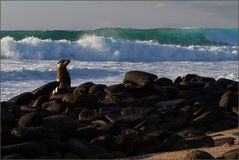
[1,35,238,61]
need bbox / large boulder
[123,71,157,87]
[32,81,59,99]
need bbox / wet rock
[32,95,50,108]
[11,126,50,141]
[219,91,238,110]
[213,137,235,146]
[155,99,186,107]
[18,112,43,127]
[123,71,157,87]
[1,112,15,125]
[182,74,200,82]
[76,124,99,139]
[179,81,206,89]
[90,135,114,151]
[75,82,95,94]
[79,109,99,122]
[208,119,237,132]
[1,126,14,136]
[227,82,238,91]
[105,114,144,126]
[50,93,67,100]
[99,107,121,117]
[8,92,33,106]
[66,139,99,159]
[41,139,66,152]
[89,84,107,95]
[1,101,21,115]
[1,154,25,159]
[217,78,235,88]
[32,81,59,99]
[104,84,128,94]
[188,110,232,127]
[174,76,182,84]
[1,142,48,158]
[175,127,201,138]
[185,150,214,159]
[171,136,215,150]
[155,77,173,86]
[43,115,77,134]
[42,100,67,112]
[63,94,98,108]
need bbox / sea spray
[1,35,237,61]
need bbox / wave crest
[1,35,238,61]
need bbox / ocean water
[1,28,238,101]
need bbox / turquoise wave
[1,28,238,45]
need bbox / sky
[1,1,238,30]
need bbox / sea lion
[52,59,71,94]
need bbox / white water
[1,36,238,61]
[1,59,238,101]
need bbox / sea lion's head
[57,59,70,69]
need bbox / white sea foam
[1,35,238,61]
[1,59,238,101]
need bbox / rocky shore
[1,70,238,159]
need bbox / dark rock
[11,126,50,141]
[135,130,172,154]
[43,115,77,134]
[120,106,153,116]
[155,99,186,107]
[50,93,67,100]
[208,119,237,132]
[204,82,225,97]
[174,76,182,84]
[179,81,206,90]
[123,71,157,87]
[90,135,114,151]
[227,82,238,91]
[1,112,15,125]
[99,107,121,117]
[73,82,95,95]
[76,124,99,139]
[18,112,43,127]
[79,109,99,122]
[185,150,214,159]
[105,114,144,127]
[8,92,33,106]
[217,78,235,88]
[214,137,235,146]
[219,91,238,110]
[41,139,66,151]
[175,127,201,138]
[63,152,80,159]
[171,136,215,150]
[182,74,200,82]
[32,81,59,99]
[104,84,127,94]
[155,77,173,86]
[42,100,67,112]
[1,142,48,158]
[1,101,21,114]
[32,95,50,108]
[188,110,233,127]
[1,126,14,136]
[198,77,216,83]
[1,154,25,159]
[66,139,99,159]
[63,94,98,108]
[89,84,107,95]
